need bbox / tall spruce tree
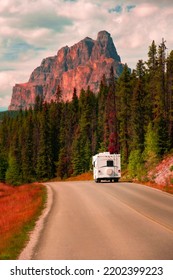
[97,75,109,151]
[117,64,132,166]
[143,122,159,169]
[131,60,146,151]
[0,149,8,182]
[166,50,173,148]
[21,112,35,182]
[107,67,119,154]
[36,103,54,180]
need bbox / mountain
[9,31,124,110]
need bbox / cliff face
[9,31,124,110]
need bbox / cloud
[0,0,173,109]
[133,3,158,17]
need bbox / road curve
[31,181,173,260]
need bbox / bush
[143,122,160,169]
[169,165,173,172]
[128,149,145,180]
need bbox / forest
[0,40,173,185]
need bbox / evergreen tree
[49,101,62,176]
[117,64,132,166]
[97,75,109,151]
[36,104,54,180]
[128,149,144,179]
[34,94,43,112]
[72,130,83,176]
[58,102,73,178]
[131,60,146,151]
[143,122,159,169]
[147,40,158,71]
[107,67,119,154]
[0,149,8,182]
[21,113,35,182]
[166,50,173,148]
[6,153,21,186]
[147,39,169,156]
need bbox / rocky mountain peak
[97,30,111,42]
[9,31,124,110]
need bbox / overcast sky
[0,0,173,110]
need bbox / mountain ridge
[9,31,124,110]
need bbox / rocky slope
[9,31,124,110]
[148,154,173,187]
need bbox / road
[32,181,173,260]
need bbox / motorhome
[92,152,121,183]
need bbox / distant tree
[6,153,21,186]
[0,150,8,182]
[34,94,43,112]
[147,40,158,71]
[55,85,62,103]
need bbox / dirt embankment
[144,154,173,194]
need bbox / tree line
[0,39,173,185]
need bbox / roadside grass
[0,183,47,260]
[50,171,93,182]
[65,172,93,181]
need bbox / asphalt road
[32,181,173,260]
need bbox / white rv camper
[92,152,121,183]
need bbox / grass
[66,171,93,181]
[50,171,93,182]
[0,183,47,260]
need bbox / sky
[0,0,173,110]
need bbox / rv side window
[107,160,113,167]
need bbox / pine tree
[49,101,62,176]
[6,153,21,186]
[36,103,54,180]
[147,39,169,156]
[147,40,158,71]
[166,50,173,148]
[34,94,43,112]
[58,102,73,178]
[143,122,159,169]
[117,64,132,166]
[72,130,83,176]
[131,60,146,151]
[97,75,109,151]
[0,149,8,182]
[21,113,35,182]
[107,67,119,154]
[128,149,144,179]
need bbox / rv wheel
[114,178,119,182]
